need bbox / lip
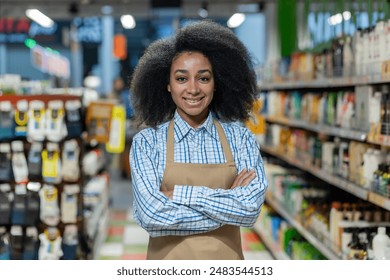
[183,96,205,104]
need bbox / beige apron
[147,119,244,260]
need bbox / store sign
[72,17,102,43]
[0,17,60,44]
[31,45,70,79]
[0,18,30,43]
[28,22,59,43]
[1,17,102,45]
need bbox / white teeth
[185,98,201,104]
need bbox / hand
[162,189,174,199]
[230,169,256,189]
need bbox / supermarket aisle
[97,169,273,260]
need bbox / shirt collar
[173,111,218,143]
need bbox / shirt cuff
[172,185,202,206]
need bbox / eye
[199,76,210,83]
[176,76,187,82]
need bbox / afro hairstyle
[130,20,258,127]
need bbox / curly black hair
[130,20,258,127]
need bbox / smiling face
[168,51,214,128]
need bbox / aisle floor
[97,169,273,260]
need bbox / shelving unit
[263,194,340,260]
[0,93,110,259]
[264,115,368,142]
[255,75,390,260]
[258,75,390,91]
[253,220,291,260]
[260,145,390,211]
[0,94,84,260]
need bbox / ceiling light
[121,15,136,29]
[227,13,245,28]
[198,1,208,18]
[342,11,351,21]
[198,8,208,18]
[25,9,54,28]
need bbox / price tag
[368,192,390,211]
[381,60,390,80]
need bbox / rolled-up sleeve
[172,129,268,227]
[130,130,222,237]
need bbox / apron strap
[166,118,234,164]
[166,120,175,163]
[213,119,234,163]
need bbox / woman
[129,20,268,260]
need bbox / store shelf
[261,145,368,198]
[91,207,109,260]
[258,75,390,91]
[0,94,80,105]
[253,221,290,260]
[84,184,110,240]
[265,194,341,260]
[265,115,367,142]
[260,145,390,211]
[367,135,390,147]
[368,192,390,211]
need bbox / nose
[187,79,200,95]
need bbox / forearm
[131,170,222,237]
[172,181,267,227]
[172,130,268,227]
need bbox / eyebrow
[173,69,212,74]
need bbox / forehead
[171,51,212,68]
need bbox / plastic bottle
[348,229,367,260]
[343,36,353,77]
[372,227,390,260]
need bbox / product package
[62,224,78,260]
[0,143,13,182]
[10,225,23,259]
[11,184,27,225]
[39,184,60,226]
[14,99,29,137]
[61,184,80,224]
[41,142,61,184]
[23,227,38,260]
[27,142,43,181]
[45,100,67,142]
[0,227,10,260]
[0,101,14,140]
[61,139,80,182]
[27,100,46,142]
[38,227,63,260]
[85,101,114,143]
[0,184,12,225]
[11,140,28,183]
[25,182,41,226]
[65,99,83,138]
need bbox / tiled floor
[97,169,274,260]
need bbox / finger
[241,171,256,186]
[241,170,255,183]
[231,169,247,189]
[235,169,249,186]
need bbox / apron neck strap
[166,118,234,163]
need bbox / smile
[183,97,204,104]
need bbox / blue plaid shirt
[130,111,268,237]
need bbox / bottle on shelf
[380,85,390,136]
[372,227,390,260]
[347,228,367,260]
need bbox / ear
[167,85,171,92]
